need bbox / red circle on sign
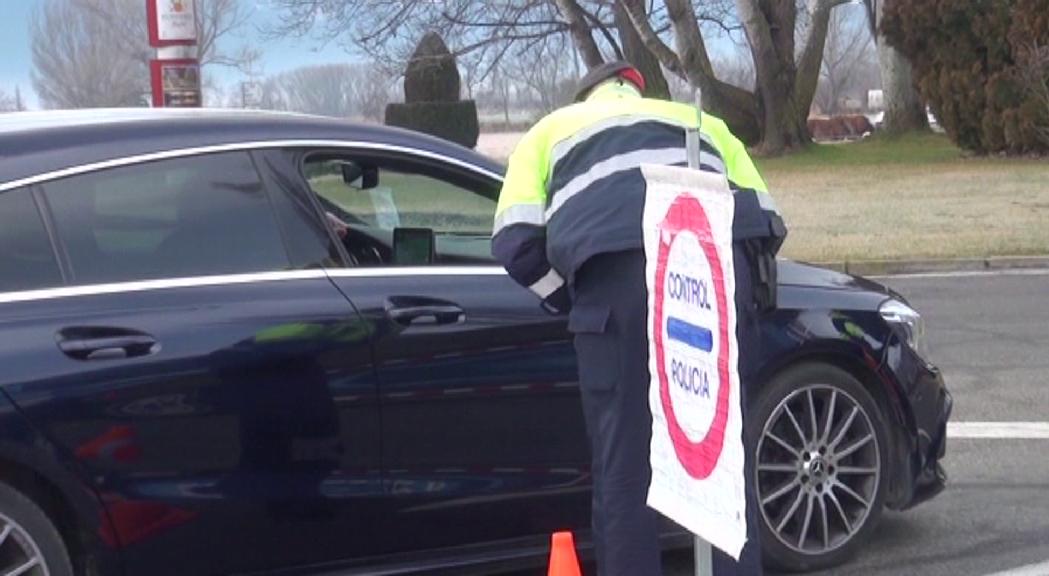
[653,193,731,479]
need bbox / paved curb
[809,256,1049,277]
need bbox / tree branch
[733,0,777,95]
[619,0,759,142]
[664,0,714,78]
[554,0,604,68]
[579,4,623,59]
[617,0,685,79]
[795,0,852,113]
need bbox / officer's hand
[541,285,572,316]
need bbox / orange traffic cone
[547,531,582,576]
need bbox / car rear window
[42,152,292,285]
[0,187,63,292]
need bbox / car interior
[301,153,500,268]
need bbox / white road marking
[869,268,1049,280]
[983,559,1049,576]
[949,422,1049,439]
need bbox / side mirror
[339,162,378,188]
[340,162,362,185]
[361,166,379,189]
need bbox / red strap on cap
[618,67,647,93]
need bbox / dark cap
[574,60,646,102]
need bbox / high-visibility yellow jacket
[492,80,782,312]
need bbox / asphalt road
[697,270,1049,576]
[519,270,1049,576]
[809,269,1049,576]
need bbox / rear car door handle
[385,297,465,326]
[57,328,160,361]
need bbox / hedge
[882,0,1049,153]
[384,101,481,149]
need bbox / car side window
[302,155,498,267]
[42,152,292,285]
[0,187,63,292]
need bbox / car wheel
[749,363,889,572]
[0,481,73,576]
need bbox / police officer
[492,61,785,576]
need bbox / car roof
[0,108,504,187]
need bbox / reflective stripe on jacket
[492,81,780,309]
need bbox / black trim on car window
[0,186,65,292]
[270,149,357,268]
[29,184,70,285]
[249,149,346,270]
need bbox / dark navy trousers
[569,248,764,576]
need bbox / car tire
[0,480,74,576]
[749,363,890,572]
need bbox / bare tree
[254,77,290,111]
[0,90,16,112]
[31,0,149,108]
[194,0,254,68]
[74,0,254,68]
[864,0,927,133]
[281,65,356,117]
[620,0,853,152]
[485,66,516,125]
[266,1,620,87]
[268,0,851,153]
[815,4,874,115]
[32,0,254,109]
[345,63,396,121]
[251,63,394,120]
[613,0,670,99]
[507,35,579,114]
[712,49,756,92]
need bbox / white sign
[642,164,747,560]
[157,0,197,42]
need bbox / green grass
[309,172,496,234]
[755,133,1049,263]
[759,132,967,169]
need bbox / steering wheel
[340,227,385,266]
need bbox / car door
[290,146,592,555]
[0,151,382,575]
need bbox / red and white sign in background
[147,0,201,107]
[643,164,747,560]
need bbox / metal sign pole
[685,88,715,576]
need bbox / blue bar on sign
[666,317,713,352]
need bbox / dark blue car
[0,110,950,575]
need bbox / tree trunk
[872,0,927,134]
[877,42,928,133]
[736,0,809,154]
[618,0,761,143]
[613,0,670,99]
[757,81,810,155]
[554,0,604,69]
[795,3,836,120]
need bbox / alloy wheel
[0,511,49,576]
[755,384,881,557]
